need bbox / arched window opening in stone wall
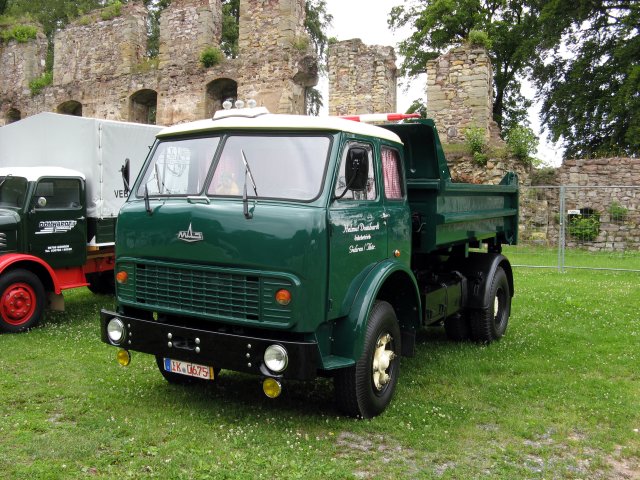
[57,101,83,117]
[205,79,238,118]
[6,108,22,124]
[129,89,158,125]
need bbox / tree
[4,0,108,37]
[533,0,639,158]
[389,0,542,133]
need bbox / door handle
[381,212,390,220]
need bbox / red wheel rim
[1,282,37,326]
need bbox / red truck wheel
[335,301,401,418]
[0,269,45,333]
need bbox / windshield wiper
[144,184,152,215]
[241,149,258,219]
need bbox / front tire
[470,266,511,342]
[0,269,45,333]
[335,301,401,418]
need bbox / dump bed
[382,120,518,253]
[0,112,161,219]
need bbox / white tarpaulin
[0,112,161,218]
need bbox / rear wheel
[0,269,45,333]
[470,266,511,343]
[155,356,221,385]
[335,301,401,418]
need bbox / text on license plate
[163,358,214,380]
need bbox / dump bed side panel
[382,120,519,253]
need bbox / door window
[335,143,376,201]
[35,178,81,209]
[381,147,404,200]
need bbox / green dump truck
[100,107,518,418]
[0,113,161,332]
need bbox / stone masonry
[0,0,318,126]
[327,38,397,116]
[426,45,502,144]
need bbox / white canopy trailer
[0,112,161,220]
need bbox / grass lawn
[1,268,638,479]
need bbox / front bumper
[100,310,319,380]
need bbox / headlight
[107,318,126,345]
[264,344,288,373]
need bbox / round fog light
[117,349,131,366]
[264,344,288,373]
[263,378,282,398]
[107,318,126,345]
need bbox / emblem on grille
[177,223,203,243]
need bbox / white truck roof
[0,166,85,182]
[0,112,161,219]
[158,109,403,145]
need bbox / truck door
[380,146,411,263]
[28,177,87,269]
[328,141,388,318]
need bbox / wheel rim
[1,282,37,326]
[493,288,505,328]
[372,332,396,392]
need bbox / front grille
[0,232,5,249]
[133,262,292,324]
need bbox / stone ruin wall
[327,39,397,116]
[0,0,317,127]
[426,46,502,145]
[521,157,640,251]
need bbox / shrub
[28,71,53,96]
[568,209,600,242]
[0,24,38,43]
[608,201,628,222]
[101,1,122,21]
[464,126,487,155]
[506,125,538,164]
[467,30,492,50]
[200,46,223,68]
[473,151,489,166]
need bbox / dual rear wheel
[444,266,511,343]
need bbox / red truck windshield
[137,135,331,201]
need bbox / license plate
[163,358,215,380]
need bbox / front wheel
[0,269,46,333]
[335,301,401,418]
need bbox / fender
[332,259,421,361]
[0,253,62,294]
[452,252,514,310]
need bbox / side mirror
[345,148,369,191]
[121,158,130,193]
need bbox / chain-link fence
[505,185,640,272]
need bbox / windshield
[0,176,28,209]
[137,137,221,196]
[208,135,330,201]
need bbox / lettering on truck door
[328,141,388,318]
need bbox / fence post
[558,186,566,273]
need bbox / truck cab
[100,107,518,418]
